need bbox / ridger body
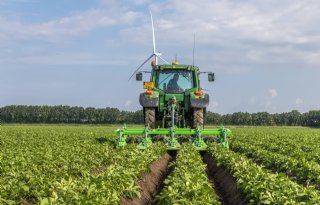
[115,12,231,150]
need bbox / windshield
[155,70,194,93]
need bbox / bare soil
[203,153,247,205]
[120,152,175,205]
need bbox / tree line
[0,105,319,127]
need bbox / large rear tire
[145,108,156,129]
[193,108,204,129]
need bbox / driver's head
[173,73,179,81]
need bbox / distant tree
[287,110,301,126]
[304,111,320,127]
[0,105,319,127]
[205,111,221,125]
[251,112,274,126]
[230,112,252,125]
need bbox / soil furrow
[120,151,176,205]
[202,153,247,205]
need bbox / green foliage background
[1,105,320,126]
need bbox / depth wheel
[145,108,156,129]
[193,108,204,129]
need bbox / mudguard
[190,94,209,108]
[139,93,159,107]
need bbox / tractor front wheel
[145,108,156,129]
[193,108,204,129]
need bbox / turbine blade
[128,54,155,81]
[157,55,170,64]
[150,10,156,54]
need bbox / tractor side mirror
[208,72,215,82]
[136,72,142,81]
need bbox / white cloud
[268,89,278,98]
[119,0,320,69]
[148,1,320,44]
[0,7,142,42]
[0,52,127,66]
[264,88,278,112]
[0,0,35,5]
[1,0,320,68]
[128,0,150,5]
[304,52,320,64]
[246,50,263,62]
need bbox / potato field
[1,125,320,204]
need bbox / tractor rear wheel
[145,108,156,129]
[193,108,204,128]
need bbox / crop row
[49,144,166,204]
[230,141,320,189]
[233,127,320,149]
[0,126,167,204]
[247,140,320,164]
[2,125,320,204]
[233,127,320,164]
[236,136,320,165]
[0,126,114,204]
[207,143,320,204]
[157,144,220,205]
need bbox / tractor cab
[155,68,194,94]
[151,63,200,96]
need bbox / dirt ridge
[203,153,247,205]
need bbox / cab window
[155,70,193,93]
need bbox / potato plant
[231,140,320,187]
[1,125,320,204]
[208,143,320,204]
[157,143,220,205]
[0,125,166,204]
[232,127,320,163]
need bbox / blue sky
[1,0,320,114]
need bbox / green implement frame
[115,125,231,150]
[115,101,231,150]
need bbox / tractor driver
[167,73,183,93]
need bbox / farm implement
[116,12,231,150]
[116,103,231,150]
[116,125,230,151]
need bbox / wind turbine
[128,11,169,81]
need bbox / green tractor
[138,63,211,130]
[115,12,231,150]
